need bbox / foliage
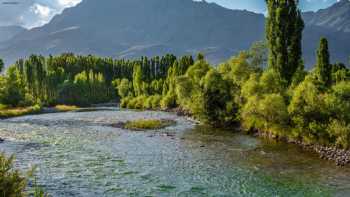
[124,119,175,130]
[0,0,349,150]
[0,105,41,119]
[0,153,48,197]
[315,38,332,86]
[266,0,304,83]
[54,105,79,112]
[0,153,26,196]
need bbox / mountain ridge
[0,0,349,68]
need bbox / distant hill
[0,26,26,43]
[0,0,349,68]
[303,0,350,33]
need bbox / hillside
[0,0,349,68]
[0,26,26,43]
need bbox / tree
[133,65,143,96]
[315,38,331,86]
[0,59,4,73]
[266,0,304,83]
[116,78,132,98]
[202,69,230,126]
[288,76,329,143]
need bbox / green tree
[266,0,304,83]
[133,65,143,96]
[0,59,4,73]
[202,69,231,126]
[315,38,332,86]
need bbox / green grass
[124,119,176,130]
[54,105,79,112]
[0,105,42,119]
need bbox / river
[0,108,349,196]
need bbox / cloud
[0,0,82,28]
[0,0,344,29]
[57,0,82,7]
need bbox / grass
[54,105,79,112]
[124,119,176,130]
[0,105,42,119]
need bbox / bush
[241,94,288,136]
[126,98,137,109]
[160,93,177,110]
[134,96,147,109]
[0,153,48,197]
[328,120,350,149]
[54,105,78,112]
[144,97,153,109]
[151,95,162,109]
[120,96,131,108]
[288,76,329,143]
[0,153,27,196]
[0,105,42,119]
[124,119,175,130]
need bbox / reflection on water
[0,108,349,196]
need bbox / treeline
[114,0,350,149]
[0,53,184,106]
[0,0,350,149]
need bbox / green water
[0,108,349,196]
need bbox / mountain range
[0,0,349,68]
[0,26,26,43]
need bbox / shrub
[328,120,350,149]
[0,153,27,196]
[241,94,288,136]
[160,93,177,110]
[288,76,329,143]
[151,95,162,109]
[124,119,175,130]
[54,105,78,112]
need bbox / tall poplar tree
[266,0,304,84]
[316,37,331,86]
[0,59,4,73]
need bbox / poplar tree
[316,37,331,86]
[0,59,4,73]
[266,0,304,84]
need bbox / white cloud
[31,3,52,19]
[57,0,82,7]
[0,0,82,28]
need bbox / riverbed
[0,108,349,196]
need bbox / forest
[0,0,349,150]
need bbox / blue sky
[0,0,340,28]
[205,0,338,13]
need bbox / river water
[0,108,350,197]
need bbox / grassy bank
[124,119,176,130]
[54,105,79,112]
[0,105,79,119]
[0,105,42,119]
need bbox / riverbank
[254,131,350,166]
[0,105,80,119]
[1,104,349,166]
[0,105,42,119]
[168,106,350,166]
[292,141,350,166]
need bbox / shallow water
[0,108,350,196]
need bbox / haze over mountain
[0,0,349,68]
[0,26,26,43]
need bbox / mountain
[0,0,265,65]
[0,0,349,68]
[0,26,26,43]
[302,0,350,66]
[303,0,350,33]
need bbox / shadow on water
[0,110,349,196]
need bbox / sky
[0,0,340,29]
